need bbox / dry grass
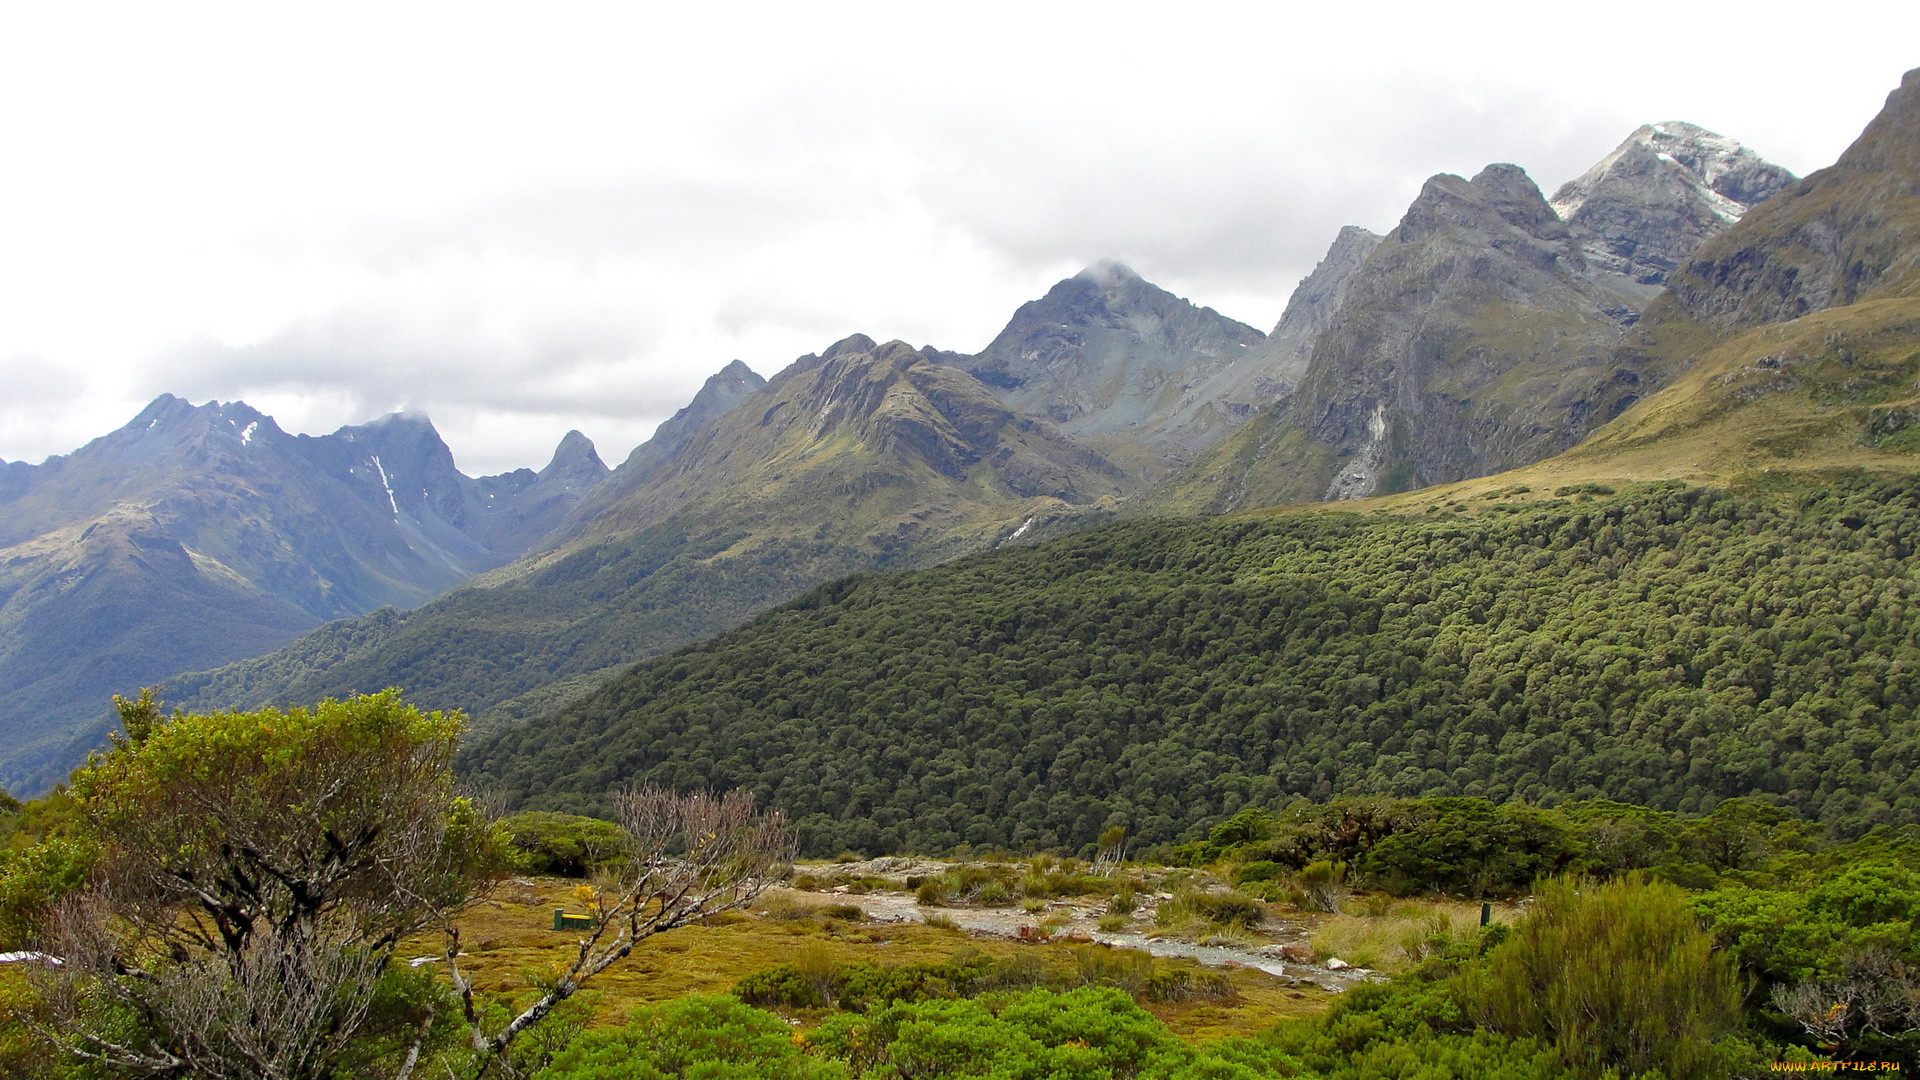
[1307,898,1511,973]
[408,876,1336,1041]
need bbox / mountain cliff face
[947,262,1266,478]
[1551,122,1795,289]
[1155,163,1648,509]
[1541,68,1920,487]
[1155,227,1384,443]
[0,398,603,794]
[1662,68,1920,329]
[1145,120,1798,512]
[1304,163,1652,500]
[161,337,1127,737]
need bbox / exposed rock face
[1664,67,1920,329]
[1287,163,1647,500]
[949,261,1266,477]
[0,398,603,794]
[1158,227,1384,438]
[1551,122,1795,289]
[1145,119,1797,512]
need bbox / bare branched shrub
[1773,948,1920,1049]
[444,785,791,1075]
[41,892,391,1079]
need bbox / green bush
[1359,800,1579,897]
[1293,860,1348,913]
[1692,859,1920,1063]
[809,986,1226,1079]
[1234,860,1283,885]
[535,995,846,1079]
[1462,875,1744,1080]
[735,944,1238,1021]
[497,811,625,877]
[0,833,96,950]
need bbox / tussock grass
[1309,899,1495,972]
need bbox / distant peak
[126,393,201,433]
[1468,162,1540,199]
[717,359,760,379]
[542,429,607,477]
[1550,121,1793,223]
[1831,64,1920,174]
[823,333,877,359]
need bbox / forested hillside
[463,477,1920,855]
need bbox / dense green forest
[462,477,1920,855]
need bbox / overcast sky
[2,2,1916,475]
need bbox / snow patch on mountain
[1549,121,1795,288]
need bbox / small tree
[38,690,492,1079]
[444,784,792,1077]
[1462,874,1743,1080]
[1092,826,1127,876]
[27,691,791,1080]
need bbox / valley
[2,60,1919,1080]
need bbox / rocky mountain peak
[540,431,606,488]
[1473,163,1572,234]
[561,360,770,532]
[946,263,1264,478]
[1269,228,1383,343]
[1834,66,1920,173]
[1198,158,1654,505]
[1395,165,1570,253]
[1549,121,1795,288]
[1147,226,1387,451]
[1552,122,1793,220]
[823,332,879,360]
[1664,67,1920,329]
[128,392,198,432]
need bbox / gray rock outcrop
[1550,121,1795,291]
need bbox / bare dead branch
[451,785,791,1077]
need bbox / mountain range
[0,401,605,792]
[457,68,1920,852]
[9,68,1917,802]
